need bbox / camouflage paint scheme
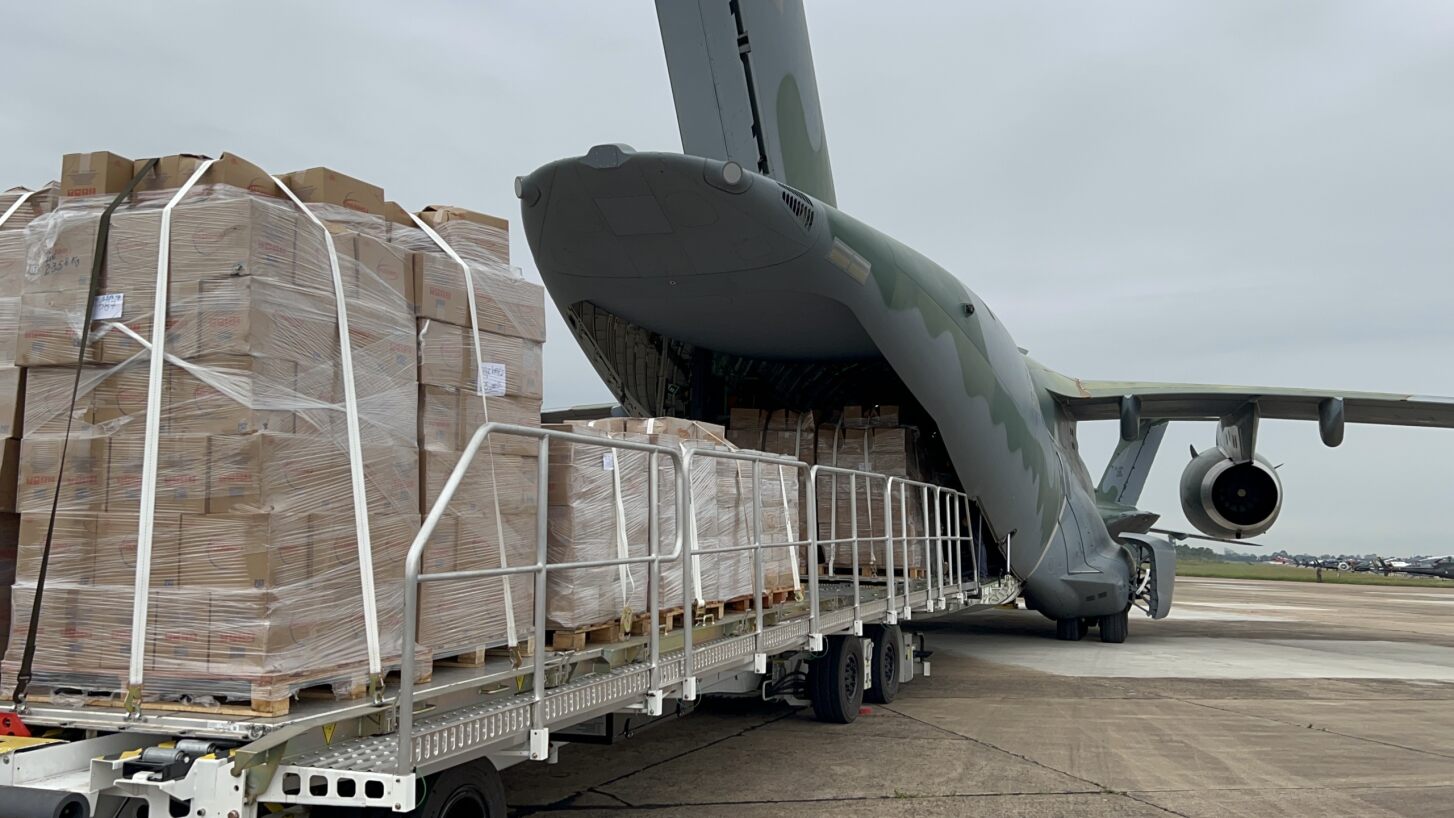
[520,0,1454,623]
[520,149,1132,620]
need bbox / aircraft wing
[1047,378,1454,429]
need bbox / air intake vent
[779,186,815,231]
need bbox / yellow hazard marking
[322,722,336,746]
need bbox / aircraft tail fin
[655,0,837,205]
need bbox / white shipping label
[602,453,616,471]
[93,293,124,320]
[477,363,507,397]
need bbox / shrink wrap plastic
[545,419,800,630]
[815,422,927,573]
[0,181,432,701]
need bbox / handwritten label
[477,362,506,397]
[93,293,124,320]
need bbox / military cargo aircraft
[517,1,1454,642]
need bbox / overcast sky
[3,2,1450,557]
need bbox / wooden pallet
[2,657,430,718]
[723,588,795,613]
[628,607,684,637]
[548,619,628,651]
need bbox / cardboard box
[206,433,343,514]
[94,290,200,365]
[171,196,299,283]
[416,319,543,397]
[0,298,17,366]
[0,231,24,296]
[412,253,545,341]
[206,433,416,517]
[307,513,418,589]
[15,290,105,366]
[196,277,337,363]
[60,151,133,199]
[841,405,900,429]
[93,513,182,588]
[279,167,385,216]
[354,233,413,306]
[150,592,209,674]
[17,437,107,514]
[167,356,298,435]
[21,211,99,294]
[22,366,113,437]
[131,152,280,199]
[207,588,316,677]
[1,587,79,673]
[424,386,541,455]
[415,206,509,268]
[177,513,310,589]
[105,432,208,514]
[0,185,56,231]
[16,513,97,584]
[420,452,539,519]
[0,367,23,438]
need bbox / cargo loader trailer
[0,423,1016,817]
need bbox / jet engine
[1179,448,1282,539]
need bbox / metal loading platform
[0,423,1019,817]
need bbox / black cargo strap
[11,158,159,708]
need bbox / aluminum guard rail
[395,424,973,776]
[676,447,811,679]
[883,476,976,616]
[398,423,690,772]
[807,465,890,635]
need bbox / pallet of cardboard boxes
[0,151,545,711]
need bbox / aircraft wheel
[864,624,902,703]
[1055,618,1085,641]
[809,634,865,723]
[1099,608,1129,644]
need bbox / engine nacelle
[1179,448,1282,539]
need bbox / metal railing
[398,423,690,771]
[395,422,984,774]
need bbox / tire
[864,625,903,704]
[314,758,508,818]
[809,635,865,723]
[1099,608,1129,644]
[1055,618,1084,641]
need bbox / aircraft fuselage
[521,147,1134,619]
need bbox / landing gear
[809,634,865,723]
[1055,618,1089,641]
[1098,607,1129,644]
[864,624,902,704]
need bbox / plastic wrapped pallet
[712,455,800,602]
[544,423,659,630]
[0,153,427,707]
[404,202,545,657]
[814,420,926,574]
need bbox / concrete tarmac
[502,577,1454,816]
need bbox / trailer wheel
[1055,618,1086,641]
[1099,607,1129,644]
[809,635,864,724]
[414,759,507,818]
[864,624,902,704]
[312,758,506,818]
